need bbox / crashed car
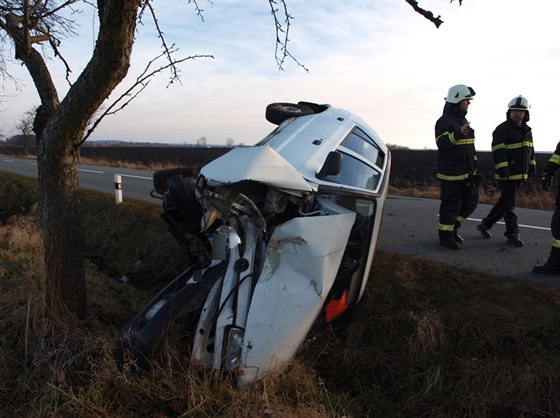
[117,101,391,387]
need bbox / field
[2,144,551,192]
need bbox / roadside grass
[389,184,556,210]
[2,172,560,416]
[301,255,560,416]
[78,156,174,171]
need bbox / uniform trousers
[482,180,521,236]
[551,191,560,244]
[439,180,478,230]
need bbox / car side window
[340,128,385,169]
[324,152,381,190]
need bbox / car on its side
[118,101,391,387]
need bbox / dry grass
[3,172,560,416]
[299,253,560,417]
[0,236,336,417]
[77,156,173,171]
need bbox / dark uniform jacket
[544,142,560,206]
[435,103,477,181]
[543,142,560,178]
[492,118,535,181]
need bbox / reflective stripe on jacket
[492,119,535,181]
[546,142,560,172]
[544,142,560,197]
[435,103,477,182]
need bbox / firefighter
[435,84,479,250]
[477,95,535,247]
[534,142,560,274]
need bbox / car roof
[257,105,389,192]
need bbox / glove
[542,171,554,190]
[472,173,482,187]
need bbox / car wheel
[265,102,314,125]
[153,167,194,194]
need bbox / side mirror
[317,151,343,180]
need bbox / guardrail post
[115,174,123,205]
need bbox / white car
[117,101,391,387]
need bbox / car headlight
[225,327,244,369]
[144,299,166,320]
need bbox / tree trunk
[38,139,87,318]
[17,0,141,319]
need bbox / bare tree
[0,1,147,319]
[0,93,6,139]
[196,136,208,147]
[0,0,460,320]
[225,137,235,147]
[0,0,301,320]
[16,106,36,154]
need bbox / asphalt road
[1,156,558,287]
[0,156,159,204]
[381,195,558,288]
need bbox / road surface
[381,195,558,288]
[1,156,558,287]
[0,156,158,203]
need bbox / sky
[1,0,559,151]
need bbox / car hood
[200,145,315,192]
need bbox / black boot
[477,222,492,239]
[533,247,560,274]
[439,231,461,250]
[453,221,464,244]
[505,232,524,247]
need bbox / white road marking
[437,213,552,232]
[118,174,152,180]
[468,217,551,231]
[78,168,104,174]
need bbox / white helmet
[508,95,530,111]
[446,84,476,104]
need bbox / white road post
[114,174,123,205]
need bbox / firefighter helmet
[446,84,476,104]
[507,95,530,122]
[508,95,530,111]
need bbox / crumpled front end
[237,212,355,386]
[191,144,357,386]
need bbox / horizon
[5,137,556,154]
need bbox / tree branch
[144,1,180,85]
[79,53,214,145]
[405,0,463,28]
[404,0,444,28]
[268,0,308,72]
[189,0,207,22]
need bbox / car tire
[265,102,314,125]
[152,167,194,194]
